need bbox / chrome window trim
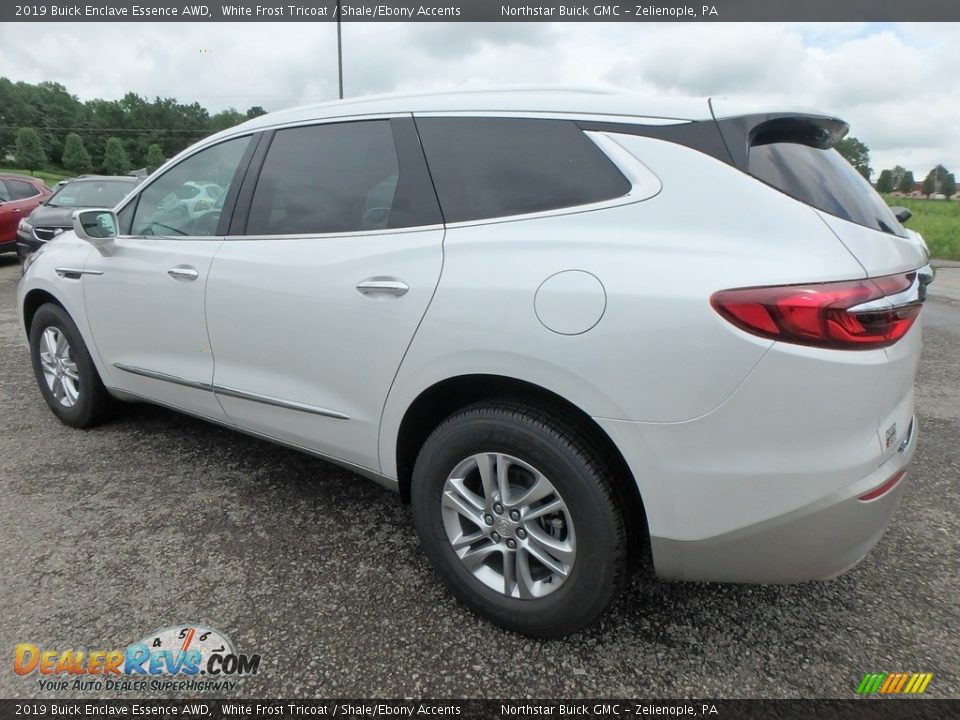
[222,223,445,242]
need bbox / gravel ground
[0,255,957,699]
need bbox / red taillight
[858,470,906,502]
[711,272,921,350]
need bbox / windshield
[48,179,135,208]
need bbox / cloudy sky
[1,21,957,176]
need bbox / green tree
[209,108,245,133]
[15,127,47,172]
[102,136,131,175]
[835,136,872,181]
[876,169,894,194]
[942,173,957,199]
[889,165,907,190]
[922,165,951,197]
[898,170,915,194]
[61,132,92,174]
[144,143,165,174]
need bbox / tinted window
[246,120,439,235]
[416,118,631,223]
[50,179,135,208]
[132,136,249,237]
[749,142,905,236]
[0,182,10,203]
[7,179,40,200]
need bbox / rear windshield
[50,179,135,208]
[748,142,905,237]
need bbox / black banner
[0,699,955,719]
[6,0,960,23]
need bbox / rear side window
[6,179,40,200]
[416,117,631,223]
[749,141,905,236]
[246,119,440,235]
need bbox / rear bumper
[650,418,916,583]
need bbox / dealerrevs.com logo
[14,625,261,693]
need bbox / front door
[82,136,252,419]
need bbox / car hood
[26,205,77,227]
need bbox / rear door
[204,116,444,472]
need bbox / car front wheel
[29,303,113,428]
[411,401,628,637]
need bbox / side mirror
[890,206,912,223]
[73,209,118,245]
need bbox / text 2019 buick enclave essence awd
[17,89,932,636]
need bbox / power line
[0,125,210,135]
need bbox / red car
[0,174,52,253]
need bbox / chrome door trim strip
[112,364,351,420]
[213,385,351,420]
[113,362,213,391]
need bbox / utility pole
[336,0,344,99]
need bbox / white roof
[230,87,714,134]
[204,86,836,146]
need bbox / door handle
[356,278,409,297]
[167,266,200,282]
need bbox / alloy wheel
[441,452,576,599]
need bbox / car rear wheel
[29,303,113,428]
[411,401,628,637]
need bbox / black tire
[29,303,113,428]
[411,400,628,637]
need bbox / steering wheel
[192,210,221,237]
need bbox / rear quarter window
[415,117,631,224]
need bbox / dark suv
[16,175,140,263]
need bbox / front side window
[245,119,439,235]
[415,117,632,223]
[131,136,250,237]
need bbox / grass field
[0,166,72,188]
[883,195,960,261]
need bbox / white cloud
[0,21,958,176]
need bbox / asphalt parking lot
[0,254,957,700]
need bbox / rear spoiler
[713,111,849,170]
[577,110,848,172]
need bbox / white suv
[17,89,931,637]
